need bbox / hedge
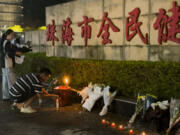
[14,53,180,100]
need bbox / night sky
[22,0,73,28]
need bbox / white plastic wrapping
[79,83,117,115]
[99,86,117,116]
[78,87,89,104]
[78,83,92,104]
[169,98,180,129]
[82,86,103,112]
[15,55,25,64]
[151,100,169,110]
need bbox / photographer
[0,29,30,101]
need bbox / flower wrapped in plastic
[82,84,103,112]
[151,100,169,110]
[166,98,180,135]
[128,94,157,127]
[128,95,146,126]
[99,86,117,116]
[78,83,93,104]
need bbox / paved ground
[0,85,158,135]
[0,101,126,135]
[0,99,160,135]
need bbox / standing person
[0,29,22,101]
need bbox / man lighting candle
[9,68,52,113]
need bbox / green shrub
[15,53,180,100]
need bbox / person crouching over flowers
[9,68,51,113]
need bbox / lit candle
[141,132,146,135]
[65,78,68,85]
[118,125,123,130]
[101,119,106,124]
[63,76,70,86]
[129,129,134,134]
[111,122,116,128]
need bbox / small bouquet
[128,94,157,127]
[166,98,180,135]
[128,95,146,126]
[99,86,117,116]
[79,83,117,116]
[82,83,103,111]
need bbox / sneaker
[20,106,37,113]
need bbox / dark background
[22,0,73,28]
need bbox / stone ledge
[37,45,180,62]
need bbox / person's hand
[42,88,49,95]
[16,51,22,56]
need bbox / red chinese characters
[153,9,168,44]
[78,16,94,46]
[46,1,180,47]
[97,12,120,45]
[61,18,74,46]
[46,19,59,46]
[168,2,180,43]
[154,1,180,44]
[125,8,148,44]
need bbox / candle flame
[111,122,116,128]
[141,132,146,135]
[63,76,70,85]
[129,129,134,134]
[65,78,68,84]
[101,119,106,124]
[118,125,123,130]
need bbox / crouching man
[9,68,51,113]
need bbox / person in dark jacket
[0,29,22,100]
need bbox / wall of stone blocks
[25,0,180,62]
[24,30,46,53]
